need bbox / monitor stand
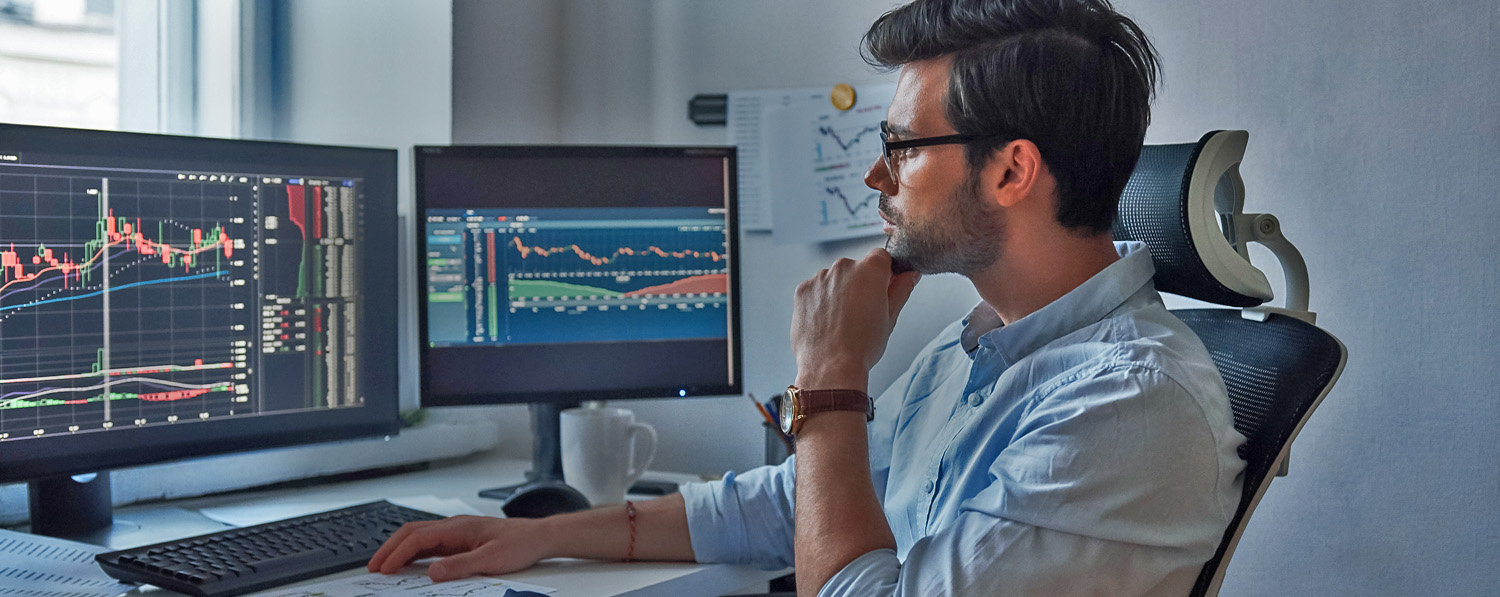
[26,472,268,549]
[477,401,579,503]
[28,472,115,539]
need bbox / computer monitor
[414,145,741,504]
[0,124,401,537]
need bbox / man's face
[866,58,1005,276]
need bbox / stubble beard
[881,169,1005,277]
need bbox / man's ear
[985,139,1045,208]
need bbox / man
[369,0,1246,594]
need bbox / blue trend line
[817,125,880,152]
[823,187,879,217]
[0,271,227,313]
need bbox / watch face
[779,391,795,434]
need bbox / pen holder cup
[764,422,793,466]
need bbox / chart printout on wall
[727,84,895,243]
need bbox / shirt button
[968,393,985,407]
[922,480,935,494]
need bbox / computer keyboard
[95,500,443,597]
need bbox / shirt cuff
[680,471,746,564]
[680,458,797,569]
[817,548,901,596]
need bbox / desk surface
[94,451,782,597]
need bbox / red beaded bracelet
[624,500,638,562]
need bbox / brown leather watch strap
[782,386,874,436]
[794,388,875,421]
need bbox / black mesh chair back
[1173,310,1347,596]
[1116,130,1347,596]
[1115,131,1273,308]
[1116,140,1259,306]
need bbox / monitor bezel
[413,144,743,407]
[0,123,402,483]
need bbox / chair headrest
[1113,130,1273,307]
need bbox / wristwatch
[779,385,874,436]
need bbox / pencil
[747,392,776,426]
[749,393,795,455]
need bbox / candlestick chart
[425,208,731,346]
[0,165,363,441]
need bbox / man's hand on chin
[791,248,920,391]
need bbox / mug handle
[623,422,658,486]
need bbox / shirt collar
[960,241,1157,361]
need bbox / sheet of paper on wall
[726,86,829,231]
[766,84,896,244]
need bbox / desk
[82,451,784,596]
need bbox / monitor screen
[0,124,400,485]
[416,145,741,406]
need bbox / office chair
[1114,130,1349,596]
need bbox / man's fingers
[366,516,539,581]
[376,524,465,574]
[863,248,918,319]
[376,536,427,574]
[428,547,498,582]
[888,271,921,318]
[368,520,439,572]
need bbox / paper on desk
[198,495,483,528]
[0,528,137,597]
[256,568,556,597]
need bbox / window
[0,0,254,136]
[0,0,119,129]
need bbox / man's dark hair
[861,0,1160,234]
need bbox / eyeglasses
[879,120,984,184]
[878,120,1012,185]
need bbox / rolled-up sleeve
[679,455,798,570]
[818,515,1209,596]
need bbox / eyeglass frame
[878,120,1019,183]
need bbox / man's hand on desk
[368,515,549,581]
[367,493,695,582]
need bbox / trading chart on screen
[0,162,364,441]
[425,207,730,347]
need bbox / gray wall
[451,0,1499,594]
[1129,2,1500,594]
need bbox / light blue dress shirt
[680,242,1247,596]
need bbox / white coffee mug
[560,406,658,507]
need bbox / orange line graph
[509,236,725,266]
